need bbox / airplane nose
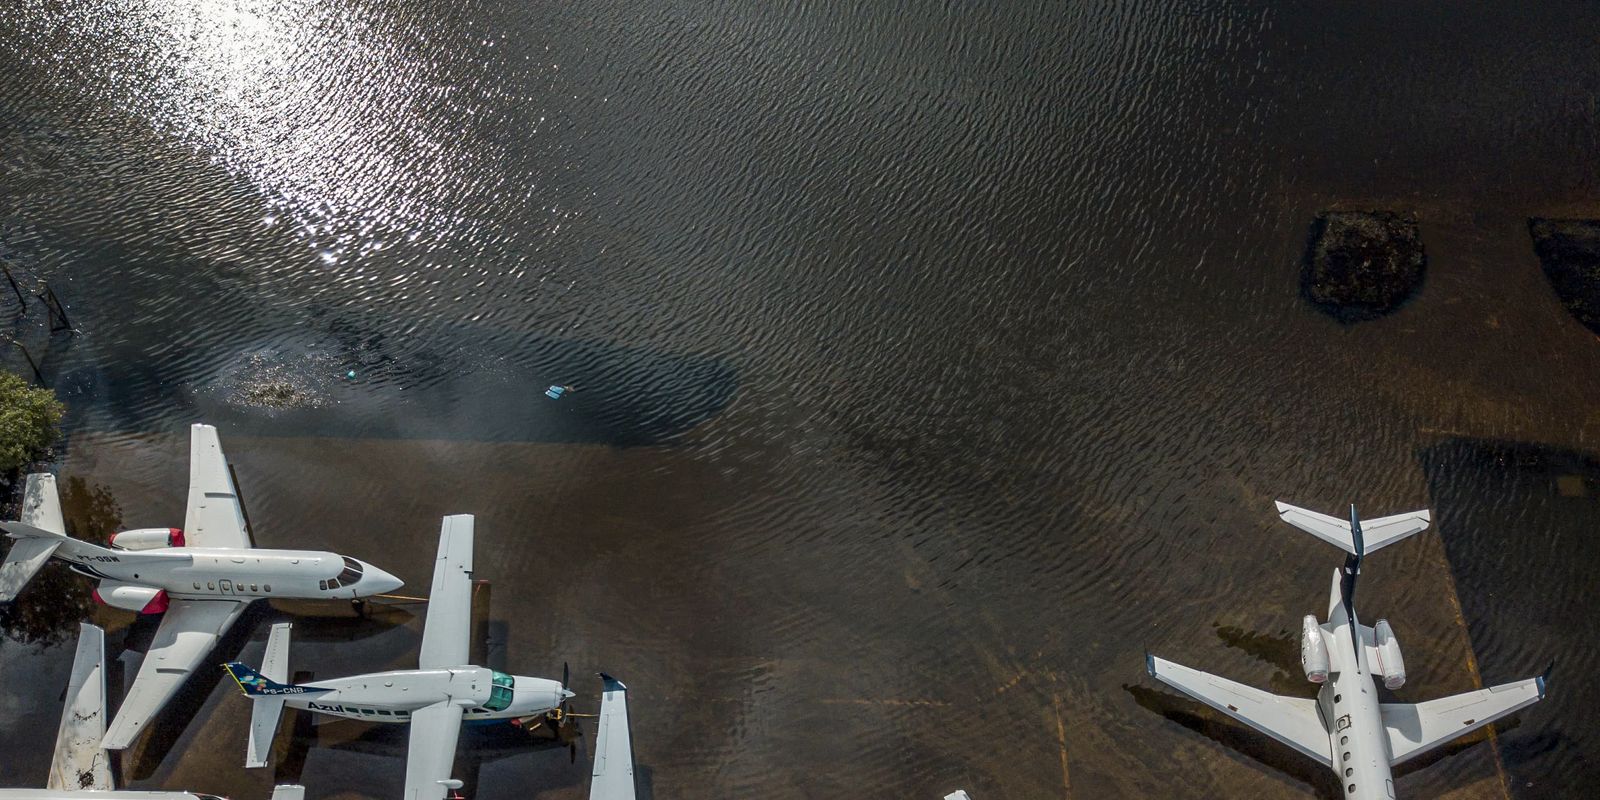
[362,564,404,595]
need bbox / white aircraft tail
[1274,501,1431,559]
[1,474,70,601]
[243,622,294,768]
[270,785,307,800]
[47,623,114,791]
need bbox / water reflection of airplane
[225,515,637,799]
[1147,502,1550,800]
[0,622,303,800]
[0,424,403,751]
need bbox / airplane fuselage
[59,546,401,604]
[1318,611,1396,800]
[277,667,569,724]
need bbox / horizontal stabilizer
[1275,501,1430,556]
[21,473,66,534]
[1381,668,1548,765]
[1147,654,1331,766]
[0,536,60,601]
[262,622,293,684]
[47,623,113,791]
[247,696,287,769]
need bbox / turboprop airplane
[0,621,303,800]
[1147,501,1550,800]
[223,514,574,800]
[0,423,403,750]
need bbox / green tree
[0,370,62,471]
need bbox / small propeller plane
[1147,501,1550,800]
[0,423,403,750]
[223,514,578,800]
[0,621,303,800]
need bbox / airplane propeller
[516,661,589,763]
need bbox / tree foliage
[0,370,62,471]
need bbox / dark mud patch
[1529,218,1600,335]
[1301,211,1426,323]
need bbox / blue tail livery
[224,662,329,697]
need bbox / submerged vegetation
[1530,218,1600,335]
[1301,211,1427,323]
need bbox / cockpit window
[485,671,515,711]
[337,556,364,585]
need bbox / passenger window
[193,582,201,590]
[264,584,271,592]
[250,584,258,591]
[377,710,391,716]
[207,581,216,590]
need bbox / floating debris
[217,350,339,410]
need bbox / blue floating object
[545,385,567,399]
[346,370,357,379]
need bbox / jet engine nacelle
[1300,614,1329,683]
[93,581,170,614]
[1373,619,1406,689]
[110,527,185,551]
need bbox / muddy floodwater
[3,2,1600,798]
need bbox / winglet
[1538,659,1555,700]
[1145,652,1156,678]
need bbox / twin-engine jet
[224,514,581,800]
[0,424,402,749]
[1148,502,1549,800]
[0,622,303,800]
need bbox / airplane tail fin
[1,474,72,601]
[269,787,306,800]
[46,623,114,791]
[226,624,316,768]
[1274,501,1431,559]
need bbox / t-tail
[1274,500,1430,563]
[225,623,325,768]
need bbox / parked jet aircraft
[0,621,303,800]
[1148,501,1550,800]
[224,514,572,800]
[0,424,403,750]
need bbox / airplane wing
[1381,672,1548,766]
[1147,655,1332,766]
[402,700,465,800]
[417,515,474,670]
[47,623,113,791]
[184,424,252,549]
[1,473,68,601]
[590,674,636,800]
[101,599,251,749]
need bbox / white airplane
[0,424,404,750]
[0,621,303,800]
[223,514,575,800]
[1148,501,1550,800]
